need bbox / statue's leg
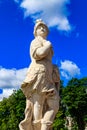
[19,99,33,130]
[41,91,59,130]
[32,93,45,130]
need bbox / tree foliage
[0,77,87,130]
[0,89,26,130]
[62,78,87,130]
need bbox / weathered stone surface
[19,19,60,130]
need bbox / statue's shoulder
[31,38,36,45]
[31,37,39,45]
[30,37,42,49]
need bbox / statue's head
[34,19,49,38]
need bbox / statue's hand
[36,41,52,59]
[43,41,52,48]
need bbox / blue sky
[0,0,87,100]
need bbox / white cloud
[16,0,72,32]
[60,60,81,79]
[0,67,28,101]
[0,67,27,88]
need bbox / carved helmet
[33,19,49,37]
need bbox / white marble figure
[19,19,60,130]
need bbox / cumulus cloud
[15,0,72,32]
[0,67,27,88]
[60,60,81,79]
[0,67,27,100]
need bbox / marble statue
[19,19,60,130]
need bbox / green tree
[53,107,67,130]
[0,78,87,130]
[62,78,87,130]
[0,89,25,130]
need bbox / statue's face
[36,25,48,38]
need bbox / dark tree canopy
[62,78,87,130]
[0,77,87,130]
[0,89,26,130]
